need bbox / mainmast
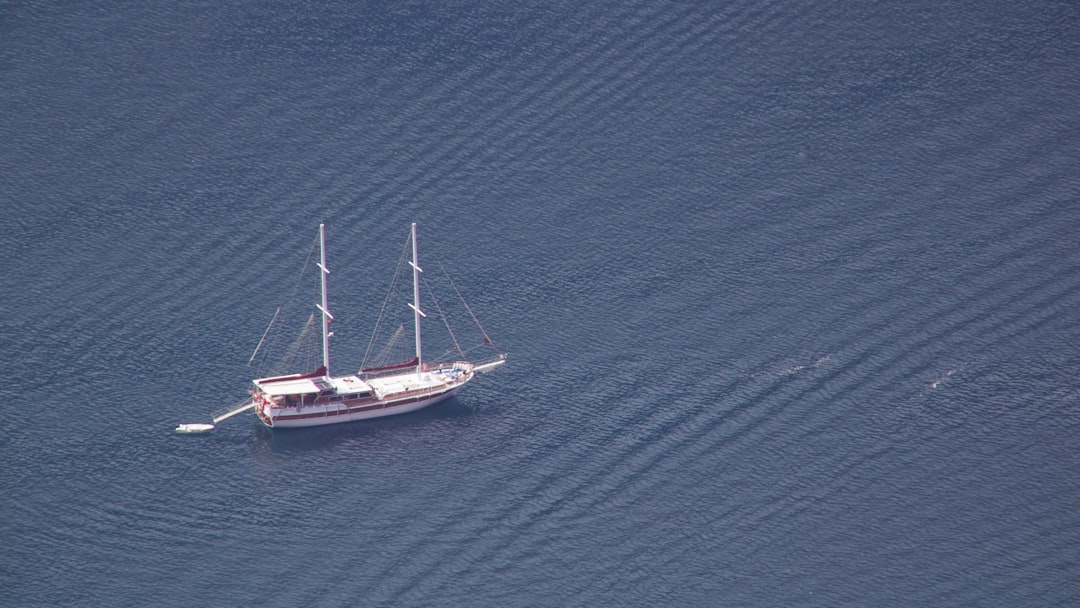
[315,223,333,376]
[407,223,425,375]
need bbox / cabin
[253,370,375,408]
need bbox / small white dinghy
[175,423,215,434]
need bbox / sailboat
[243,223,505,429]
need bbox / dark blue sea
[2,1,1078,605]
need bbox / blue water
[2,1,1078,605]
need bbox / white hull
[257,386,459,429]
[254,364,474,429]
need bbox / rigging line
[438,261,499,352]
[421,270,466,359]
[281,312,318,374]
[250,231,319,370]
[361,231,413,370]
[431,346,460,362]
[431,342,488,363]
[372,324,407,365]
[248,307,281,364]
[289,232,321,304]
[362,233,410,368]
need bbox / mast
[407,222,425,375]
[315,223,333,376]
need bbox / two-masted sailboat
[204,223,505,431]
